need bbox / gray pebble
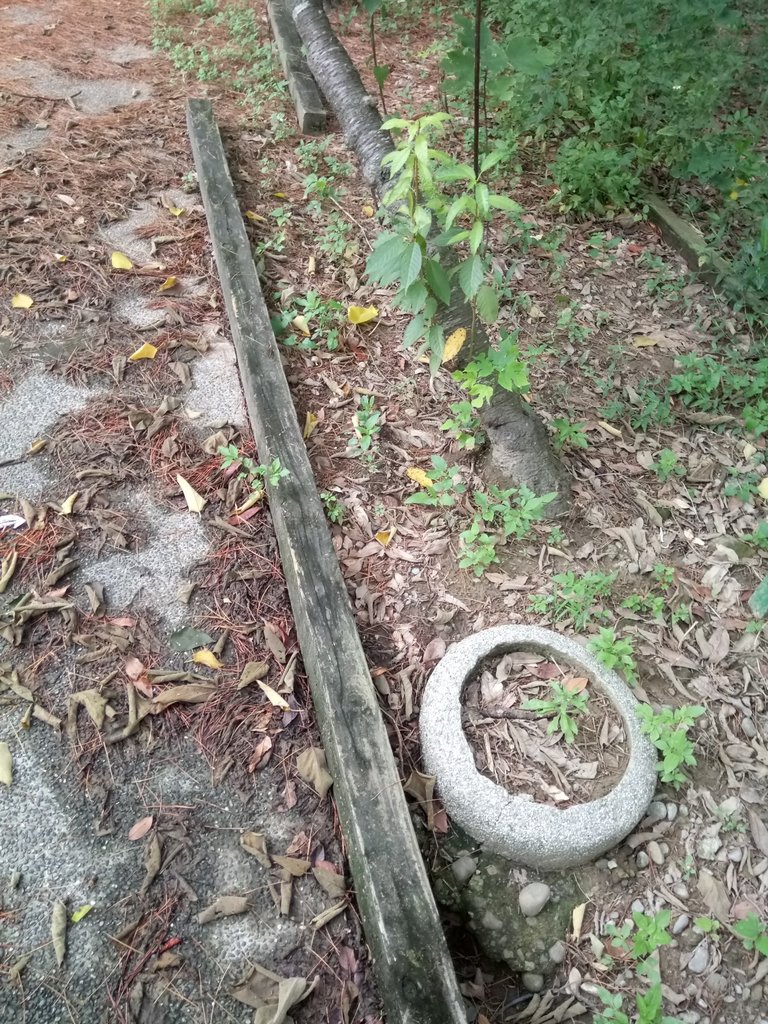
[631,899,645,914]
[673,914,691,935]
[519,882,551,917]
[727,848,743,863]
[750,984,763,1003]
[647,840,665,865]
[742,718,757,738]
[549,940,566,964]
[659,841,670,856]
[482,910,503,931]
[697,836,723,860]
[646,801,667,823]
[673,882,690,900]
[522,972,544,992]
[451,855,478,884]
[636,851,650,869]
[687,941,710,975]
[667,802,678,821]
[705,973,728,996]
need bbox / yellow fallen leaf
[273,192,287,199]
[407,467,432,489]
[192,649,222,669]
[375,528,395,546]
[59,493,78,516]
[292,314,311,337]
[257,680,290,711]
[11,293,33,309]
[758,478,768,501]
[598,420,622,437]
[361,204,375,217]
[158,276,177,292]
[245,210,266,223]
[442,327,467,363]
[303,411,318,439]
[167,206,184,217]
[307,255,316,275]
[348,304,378,325]
[27,438,46,455]
[177,474,206,513]
[128,343,157,361]
[53,253,68,263]
[71,905,93,924]
[571,902,587,941]
[633,336,657,347]
[111,251,133,270]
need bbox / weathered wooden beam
[186,98,466,1024]
[267,0,327,134]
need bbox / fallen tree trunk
[289,0,570,515]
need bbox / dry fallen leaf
[177,474,206,513]
[241,831,271,868]
[128,816,154,841]
[128,342,157,361]
[571,902,587,941]
[151,684,216,710]
[442,327,467,363]
[296,747,333,799]
[292,314,310,337]
[59,492,78,516]
[257,680,290,711]
[238,661,269,689]
[11,293,33,309]
[51,901,67,966]
[758,478,768,501]
[71,904,92,924]
[375,528,395,546]
[262,621,286,663]
[197,895,249,924]
[192,649,222,670]
[110,251,133,270]
[158,276,178,292]
[271,855,311,877]
[403,770,436,828]
[0,742,12,786]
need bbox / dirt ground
[2,1,768,1024]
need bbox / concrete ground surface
[0,2,374,1022]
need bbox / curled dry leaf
[150,684,216,711]
[197,895,249,924]
[0,742,12,787]
[697,869,730,923]
[296,747,333,799]
[347,304,378,325]
[176,475,206,513]
[140,834,162,895]
[303,411,318,439]
[403,770,437,829]
[406,466,432,489]
[51,901,67,966]
[59,492,78,515]
[262,622,286,664]
[257,680,290,711]
[128,343,157,361]
[271,855,310,877]
[241,831,271,868]
[312,864,346,900]
[312,901,347,930]
[128,816,154,841]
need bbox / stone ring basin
[420,625,657,869]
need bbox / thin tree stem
[473,0,482,177]
[370,13,388,116]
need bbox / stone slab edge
[420,625,658,870]
[644,192,761,311]
[267,0,327,135]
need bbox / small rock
[606,859,617,870]
[631,899,645,914]
[636,851,650,869]
[750,984,763,1004]
[647,840,665,865]
[522,972,544,993]
[518,882,551,918]
[742,718,757,738]
[580,982,601,997]
[646,801,667,823]
[672,882,689,900]
[727,848,743,863]
[451,855,478,884]
[679,1013,702,1024]
[687,941,710,975]
[706,974,728,996]
[659,842,670,856]
[673,914,691,935]
[667,802,678,821]
[549,940,566,964]
[697,836,722,860]
[482,910,503,931]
